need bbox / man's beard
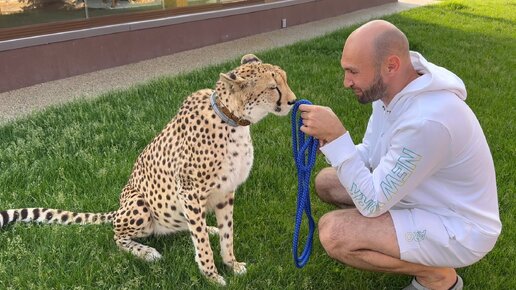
[354,73,388,104]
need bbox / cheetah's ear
[240,54,262,64]
[219,72,246,88]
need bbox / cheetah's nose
[287,100,296,105]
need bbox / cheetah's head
[216,54,297,124]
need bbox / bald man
[299,20,501,290]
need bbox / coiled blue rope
[291,99,319,268]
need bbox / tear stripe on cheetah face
[0,54,296,286]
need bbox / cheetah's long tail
[0,208,116,228]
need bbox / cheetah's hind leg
[113,186,161,262]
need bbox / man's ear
[240,54,262,64]
[386,55,401,73]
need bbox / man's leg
[315,168,458,290]
[314,167,354,207]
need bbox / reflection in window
[0,0,87,28]
[0,0,248,29]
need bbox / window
[0,0,263,40]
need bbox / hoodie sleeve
[355,114,374,170]
[320,119,451,217]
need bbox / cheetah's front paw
[142,248,162,262]
[208,274,226,286]
[232,261,247,275]
[207,226,220,236]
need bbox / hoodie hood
[385,51,467,112]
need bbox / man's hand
[299,104,347,146]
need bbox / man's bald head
[341,20,419,105]
[345,20,411,69]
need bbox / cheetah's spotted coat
[0,54,296,285]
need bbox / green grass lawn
[0,0,514,289]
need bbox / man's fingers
[300,124,317,137]
[298,104,314,112]
[300,124,313,134]
[302,119,313,128]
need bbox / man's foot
[403,275,463,290]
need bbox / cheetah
[0,54,296,286]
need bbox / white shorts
[389,208,487,268]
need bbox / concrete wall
[0,0,395,92]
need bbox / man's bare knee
[318,211,353,258]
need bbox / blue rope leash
[291,99,319,268]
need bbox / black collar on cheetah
[210,91,251,127]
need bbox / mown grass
[0,0,515,289]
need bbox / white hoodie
[320,51,501,253]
